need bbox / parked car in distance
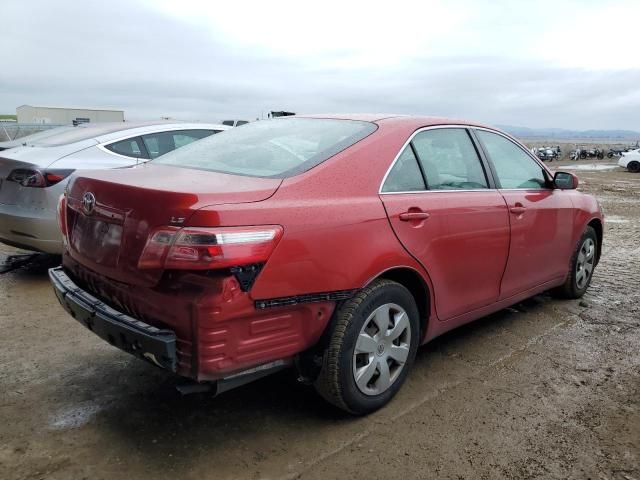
[0,122,229,253]
[618,149,640,172]
[222,120,249,127]
[0,125,77,151]
[50,115,604,415]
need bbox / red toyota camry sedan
[50,115,603,414]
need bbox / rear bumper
[49,266,178,372]
[0,204,62,253]
[57,253,339,383]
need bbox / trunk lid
[0,141,95,205]
[65,164,282,287]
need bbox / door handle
[399,211,430,221]
[510,205,526,215]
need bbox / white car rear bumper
[0,203,62,254]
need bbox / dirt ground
[0,160,638,480]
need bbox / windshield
[153,118,377,177]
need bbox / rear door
[473,129,575,298]
[380,127,510,321]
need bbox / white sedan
[0,122,229,253]
[618,149,640,173]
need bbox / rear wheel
[552,226,597,299]
[314,279,420,415]
[628,161,640,173]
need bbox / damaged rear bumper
[49,266,177,372]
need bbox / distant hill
[498,125,640,140]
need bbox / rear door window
[105,137,147,159]
[411,128,488,190]
[381,146,426,192]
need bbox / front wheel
[628,161,640,173]
[552,226,598,299]
[314,279,420,415]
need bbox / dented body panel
[51,115,604,385]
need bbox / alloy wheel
[352,303,411,396]
[576,237,595,289]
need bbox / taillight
[6,168,74,188]
[138,225,283,270]
[56,193,69,246]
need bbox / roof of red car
[298,113,403,122]
[297,113,494,130]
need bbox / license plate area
[70,215,123,267]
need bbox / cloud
[0,0,637,130]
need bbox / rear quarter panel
[187,120,439,325]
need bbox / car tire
[628,161,640,173]
[314,279,420,415]
[552,226,598,299]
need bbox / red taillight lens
[138,226,283,270]
[6,168,74,188]
[56,193,69,246]
[137,227,180,269]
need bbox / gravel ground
[0,162,638,480]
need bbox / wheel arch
[587,217,603,265]
[365,266,431,340]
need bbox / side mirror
[554,171,579,190]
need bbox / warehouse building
[16,105,124,124]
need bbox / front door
[380,128,510,321]
[474,129,575,298]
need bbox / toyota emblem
[82,192,96,215]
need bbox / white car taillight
[138,225,283,270]
[7,168,75,188]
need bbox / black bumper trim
[254,289,359,309]
[49,266,177,372]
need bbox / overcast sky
[2,0,639,130]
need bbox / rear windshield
[30,122,170,147]
[153,118,377,178]
[3,125,77,145]
[30,124,134,147]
